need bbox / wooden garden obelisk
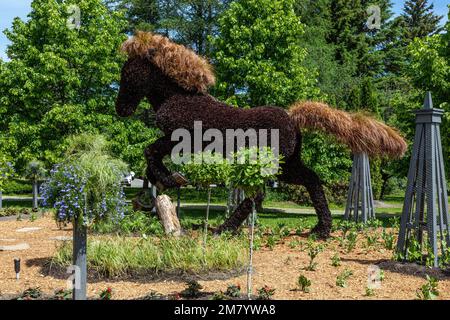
[397,92,450,268]
[344,153,375,223]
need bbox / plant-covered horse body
[116,32,407,238]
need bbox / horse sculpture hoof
[172,172,189,186]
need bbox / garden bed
[1,215,450,300]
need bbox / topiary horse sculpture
[116,31,407,238]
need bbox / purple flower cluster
[41,164,86,222]
[41,163,127,225]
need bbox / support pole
[344,153,375,223]
[176,186,181,218]
[72,216,87,300]
[247,200,256,299]
[32,181,38,210]
[397,92,450,267]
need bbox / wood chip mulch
[0,215,449,300]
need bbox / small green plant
[336,269,353,288]
[288,239,300,249]
[181,280,203,298]
[225,284,241,298]
[99,287,113,300]
[297,275,311,293]
[365,232,379,248]
[416,275,439,300]
[295,227,304,236]
[345,231,358,253]
[29,211,37,222]
[265,235,278,250]
[339,220,355,238]
[365,287,375,297]
[257,286,275,300]
[18,287,42,300]
[331,253,341,267]
[381,229,395,250]
[211,291,228,300]
[305,241,324,271]
[366,219,382,229]
[53,289,71,300]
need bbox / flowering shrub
[99,287,113,300]
[40,134,128,226]
[41,163,126,225]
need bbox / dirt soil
[1,215,449,300]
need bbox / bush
[2,179,32,195]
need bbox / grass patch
[52,234,247,277]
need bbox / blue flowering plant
[41,134,128,226]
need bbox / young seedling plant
[305,240,324,271]
[297,275,311,293]
[230,147,283,299]
[182,151,232,249]
[416,275,439,300]
[336,269,353,288]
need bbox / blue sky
[0,0,449,61]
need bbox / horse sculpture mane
[121,31,215,93]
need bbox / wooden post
[203,186,212,248]
[247,200,256,299]
[154,195,182,236]
[72,215,87,300]
[176,187,181,218]
[0,190,2,209]
[344,153,375,223]
[32,181,38,210]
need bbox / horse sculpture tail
[288,101,407,158]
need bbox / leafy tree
[408,6,450,177]
[0,0,157,173]
[211,0,319,107]
[159,0,231,56]
[401,0,443,42]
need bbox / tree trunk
[379,173,391,200]
[154,195,182,236]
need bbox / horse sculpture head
[116,31,216,117]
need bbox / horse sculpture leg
[280,160,332,239]
[215,191,265,234]
[144,136,179,190]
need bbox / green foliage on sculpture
[181,151,232,188]
[230,147,283,197]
